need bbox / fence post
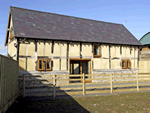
[110,73,113,93]
[53,74,56,97]
[23,74,25,98]
[83,73,85,95]
[136,72,139,92]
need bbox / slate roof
[8,6,141,46]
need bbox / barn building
[5,6,142,80]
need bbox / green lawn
[6,92,150,113]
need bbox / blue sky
[0,0,150,55]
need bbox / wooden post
[83,73,85,95]
[23,74,25,98]
[110,73,113,93]
[53,74,56,97]
[136,72,139,92]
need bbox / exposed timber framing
[67,42,69,71]
[109,45,111,69]
[16,38,20,61]
[80,42,82,58]
[120,45,122,69]
[35,39,38,71]
[92,43,94,72]
[60,41,61,70]
[26,41,28,71]
[51,40,54,71]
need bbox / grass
[6,92,150,113]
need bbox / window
[121,59,131,69]
[38,59,52,71]
[93,44,100,58]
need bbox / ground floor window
[38,59,52,71]
[121,59,131,69]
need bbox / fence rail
[18,72,150,98]
[0,55,19,113]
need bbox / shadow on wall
[5,56,90,113]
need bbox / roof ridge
[10,6,122,26]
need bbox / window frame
[38,59,44,71]
[45,59,52,71]
[121,59,131,69]
[93,44,101,58]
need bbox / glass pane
[127,61,129,67]
[94,45,99,55]
[39,60,42,69]
[122,61,125,67]
[47,60,51,69]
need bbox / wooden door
[81,61,92,83]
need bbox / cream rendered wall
[19,58,26,71]
[135,47,138,58]
[110,45,120,69]
[135,59,138,68]
[82,43,92,56]
[19,42,27,56]
[45,40,52,56]
[69,42,80,57]
[131,47,135,58]
[27,58,36,71]
[61,42,67,57]
[61,59,67,70]
[131,60,134,69]
[37,40,44,56]
[27,40,35,56]
[53,59,60,70]
[101,44,109,69]
[8,38,17,60]
[111,46,115,58]
[122,46,126,57]
[19,41,27,71]
[110,45,120,58]
[102,59,109,69]
[53,41,60,57]
[111,59,120,69]
[126,46,130,58]
[102,45,109,58]
[116,45,120,58]
[139,61,149,73]
[93,58,101,69]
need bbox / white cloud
[0,45,7,50]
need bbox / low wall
[92,69,139,83]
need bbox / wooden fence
[0,55,19,113]
[19,72,150,98]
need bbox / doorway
[70,58,91,83]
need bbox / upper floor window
[93,44,101,58]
